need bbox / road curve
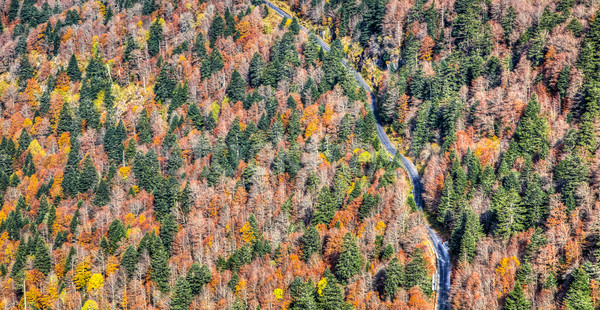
[263,2,451,308]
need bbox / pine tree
[384,257,404,300]
[160,214,178,253]
[492,185,524,238]
[56,103,74,136]
[93,179,110,207]
[290,17,300,35]
[151,244,171,293]
[148,18,163,57]
[171,276,193,310]
[8,0,20,22]
[301,225,320,262]
[564,268,594,310]
[193,32,207,59]
[210,50,224,73]
[404,248,432,295]
[224,8,236,37]
[437,174,454,224]
[67,54,81,82]
[186,263,212,295]
[62,145,80,197]
[33,239,52,276]
[248,52,263,88]
[18,55,34,88]
[209,14,225,48]
[317,269,344,310]
[227,70,246,104]
[335,233,363,283]
[107,219,126,254]
[179,182,192,214]
[504,281,530,310]
[291,280,317,310]
[513,93,549,159]
[78,155,98,193]
[70,206,81,234]
[137,109,152,144]
[121,245,138,279]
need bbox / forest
[0,0,439,308]
[1,0,599,308]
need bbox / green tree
[289,17,300,35]
[504,281,530,310]
[160,214,178,253]
[384,257,404,300]
[209,14,225,47]
[151,244,171,293]
[148,18,163,57]
[171,276,193,310]
[317,269,344,310]
[67,54,81,82]
[33,239,52,276]
[107,219,126,254]
[227,70,246,104]
[62,145,80,197]
[78,155,98,193]
[291,279,317,310]
[18,55,34,88]
[404,248,432,296]
[186,263,212,295]
[137,109,152,144]
[301,225,320,262]
[564,268,594,310]
[121,245,138,279]
[248,52,263,88]
[335,233,363,283]
[193,32,207,59]
[8,0,20,22]
[93,179,110,207]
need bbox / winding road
[263,1,451,308]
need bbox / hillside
[281,0,600,308]
[0,0,440,309]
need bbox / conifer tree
[187,263,212,295]
[291,280,317,310]
[193,32,207,59]
[224,8,236,37]
[121,245,138,279]
[67,54,81,82]
[62,145,80,197]
[171,276,193,310]
[335,233,363,283]
[107,219,126,254]
[148,18,163,57]
[209,14,225,47]
[564,268,594,310]
[18,55,34,88]
[290,17,300,35]
[179,182,192,214]
[384,257,404,300]
[160,214,178,253]
[33,239,52,276]
[151,244,171,292]
[437,175,454,224]
[248,52,263,88]
[504,281,530,310]
[78,155,98,193]
[8,0,20,22]
[93,179,110,207]
[317,269,344,309]
[492,185,524,238]
[56,103,74,136]
[404,248,432,295]
[301,225,320,262]
[227,70,246,104]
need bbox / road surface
[263,1,451,308]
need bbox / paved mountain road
[263,2,451,309]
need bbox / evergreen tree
[160,214,178,253]
[18,55,34,88]
[291,280,317,310]
[492,185,524,238]
[564,268,594,310]
[151,244,171,293]
[193,32,207,59]
[187,263,212,295]
[248,52,263,88]
[301,225,320,262]
[67,54,81,82]
[227,70,246,104]
[8,0,20,22]
[384,257,404,300]
[56,103,74,136]
[450,209,482,262]
[224,8,236,37]
[137,109,152,144]
[209,14,225,48]
[437,175,454,224]
[289,17,300,35]
[78,155,98,193]
[504,282,531,310]
[512,93,549,160]
[93,179,110,206]
[107,219,126,254]
[317,269,345,310]
[171,276,193,310]
[62,145,80,197]
[179,182,192,214]
[404,248,432,295]
[335,233,363,283]
[33,239,52,276]
[148,18,163,57]
[121,245,138,279]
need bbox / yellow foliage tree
[73,259,91,290]
[240,221,256,245]
[87,273,104,294]
[82,300,99,310]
